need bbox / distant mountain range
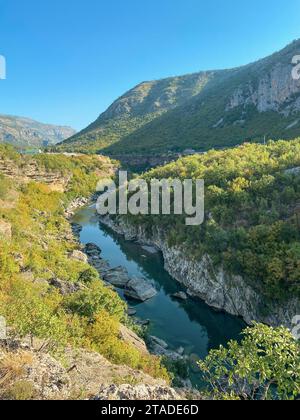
[0,114,76,148]
[58,39,300,157]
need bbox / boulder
[119,325,148,354]
[177,346,185,356]
[93,259,111,275]
[141,245,159,254]
[149,343,184,361]
[50,278,81,296]
[149,336,168,349]
[136,319,150,327]
[127,308,137,316]
[92,384,183,401]
[84,243,102,256]
[104,267,130,288]
[124,277,157,302]
[69,250,88,264]
[172,291,188,301]
[71,223,82,236]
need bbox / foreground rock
[69,250,88,264]
[0,335,176,400]
[50,278,81,296]
[124,277,157,302]
[93,384,183,401]
[119,325,148,354]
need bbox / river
[73,205,246,386]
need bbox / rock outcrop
[100,216,300,329]
[227,62,300,115]
[0,336,175,400]
[93,384,184,401]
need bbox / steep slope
[59,40,300,157]
[0,144,170,392]
[0,114,76,148]
[105,138,300,327]
[59,71,218,152]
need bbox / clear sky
[0,0,300,130]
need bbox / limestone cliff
[101,216,300,329]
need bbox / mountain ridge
[59,39,300,156]
[0,114,76,148]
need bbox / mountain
[0,114,76,148]
[111,138,300,327]
[59,40,300,157]
[60,72,214,152]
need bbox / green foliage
[124,139,300,300]
[198,323,300,400]
[57,72,213,155]
[57,41,300,156]
[0,148,168,381]
[0,174,13,200]
[65,280,126,321]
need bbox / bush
[198,323,300,400]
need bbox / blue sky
[0,0,300,131]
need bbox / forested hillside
[58,40,300,157]
[0,145,169,399]
[59,71,215,153]
[0,144,299,400]
[121,139,300,302]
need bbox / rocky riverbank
[71,217,191,365]
[98,215,300,329]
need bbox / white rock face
[101,216,300,329]
[227,63,300,115]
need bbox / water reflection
[73,206,245,381]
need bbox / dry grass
[0,350,33,388]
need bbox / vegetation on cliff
[123,139,300,301]
[58,40,300,156]
[1,144,299,400]
[0,145,168,381]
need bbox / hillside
[59,71,215,153]
[0,145,172,399]
[58,40,300,158]
[1,144,299,400]
[108,138,300,326]
[0,114,76,148]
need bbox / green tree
[198,324,300,400]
